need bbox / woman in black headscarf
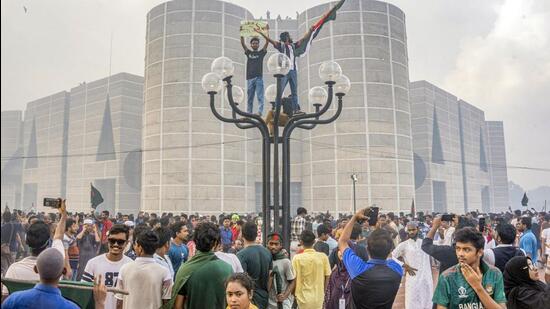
[503,256,549,309]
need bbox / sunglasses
[108,238,126,246]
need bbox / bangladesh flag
[91,183,104,209]
[294,0,346,56]
[2,279,95,309]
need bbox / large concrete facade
[486,121,509,212]
[66,73,143,214]
[1,111,24,208]
[410,81,508,213]
[143,0,415,214]
[15,73,143,213]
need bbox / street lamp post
[202,54,351,250]
[351,174,358,214]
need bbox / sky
[1,0,549,190]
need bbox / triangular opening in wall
[25,118,38,169]
[431,108,445,164]
[96,95,116,161]
[480,128,488,172]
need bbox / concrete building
[410,80,508,213]
[143,0,415,214]
[66,73,143,214]
[17,73,143,213]
[486,121,509,212]
[1,111,24,209]
[20,91,70,212]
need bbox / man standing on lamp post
[240,29,268,116]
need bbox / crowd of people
[1,201,549,309]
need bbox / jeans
[280,69,300,111]
[246,77,265,115]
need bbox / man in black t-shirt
[241,35,268,116]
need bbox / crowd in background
[1,201,549,309]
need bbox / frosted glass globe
[265,84,277,102]
[308,86,328,105]
[232,86,244,104]
[211,56,234,78]
[319,61,342,82]
[334,74,351,95]
[201,72,222,92]
[267,53,291,75]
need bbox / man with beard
[76,219,100,280]
[391,222,433,309]
[266,233,296,309]
[432,227,506,309]
[82,224,132,309]
[63,218,80,280]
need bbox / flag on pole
[294,0,346,56]
[521,192,529,207]
[91,183,104,209]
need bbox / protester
[290,207,308,256]
[169,221,189,274]
[541,221,550,283]
[1,211,23,276]
[154,226,175,279]
[483,223,525,272]
[168,222,233,309]
[76,218,101,280]
[98,210,113,254]
[338,208,403,309]
[3,199,67,296]
[421,215,476,273]
[237,222,272,309]
[215,241,244,273]
[292,230,331,309]
[221,216,234,253]
[115,230,173,309]
[228,238,244,254]
[314,224,331,256]
[266,233,295,309]
[63,218,80,280]
[82,224,133,309]
[503,256,549,309]
[518,217,539,263]
[1,248,79,309]
[240,34,268,116]
[432,227,506,309]
[391,221,433,309]
[226,272,258,309]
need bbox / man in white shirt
[541,225,550,283]
[215,242,244,273]
[81,224,132,309]
[115,230,173,309]
[2,199,68,295]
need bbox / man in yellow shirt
[291,230,331,309]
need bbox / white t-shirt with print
[81,254,132,309]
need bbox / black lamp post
[202,54,351,250]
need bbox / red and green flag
[294,0,346,56]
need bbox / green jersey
[432,260,506,309]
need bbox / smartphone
[441,214,454,222]
[365,207,379,226]
[43,198,61,208]
[479,217,486,233]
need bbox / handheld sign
[240,20,268,37]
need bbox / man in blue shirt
[2,248,80,309]
[518,217,538,263]
[169,221,189,274]
[220,216,233,253]
[338,208,403,309]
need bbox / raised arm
[296,25,314,48]
[256,28,279,48]
[338,208,368,253]
[54,199,67,240]
[240,36,250,52]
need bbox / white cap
[83,219,94,225]
[124,220,135,227]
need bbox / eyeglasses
[108,238,126,246]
